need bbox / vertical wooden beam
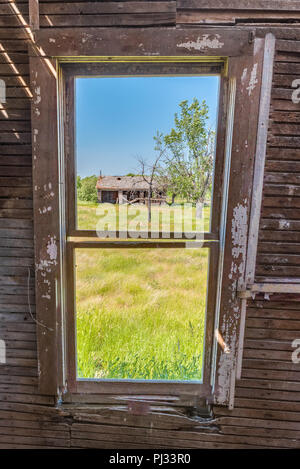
[29,0,39,31]
[244,33,276,287]
[214,39,265,409]
[29,50,61,395]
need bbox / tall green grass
[76,246,208,380]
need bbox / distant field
[76,202,210,380]
[77,201,211,233]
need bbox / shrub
[77,175,98,203]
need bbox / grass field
[76,202,210,380]
[77,201,211,233]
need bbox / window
[64,62,224,396]
[30,28,271,408]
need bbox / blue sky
[76,75,220,177]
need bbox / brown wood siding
[257,42,300,282]
[0,0,299,448]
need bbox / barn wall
[0,1,300,448]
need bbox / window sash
[63,62,226,242]
[63,61,226,394]
[66,242,219,394]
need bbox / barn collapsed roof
[96,175,160,191]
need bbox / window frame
[63,61,225,397]
[29,27,268,408]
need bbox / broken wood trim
[29,0,39,31]
[238,283,300,298]
[244,33,276,287]
[213,38,265,409]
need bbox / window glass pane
[75,75,220,235]
[75,247,209,381]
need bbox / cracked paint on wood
[177,34,224,51]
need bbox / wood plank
[265,161,300,172]
[247,308,300,320]
[39,12,176,27]
[177,1,300,11]
[29,0,39,31]
[261,208,300,220]
[221,425,300,444]
[245,33,275,286]
[236,387,300,402]
[177,11,300,25]
[260,219,300,230]
[242,369,300,382]
[258,241,300,253]
[263,196,300,209]
[277,39,300,53]
[39,2,176,15]
[263,184,300,196]
[266,147,300,160]
[245,328,300,340]
[274,62,300,74]
[33,27,253,58]
[273,75,300,88]
[0,163,32,175]
[271,123,300,136]
[257,254,300,265]
[216,408,300,425]
[256,265,300,277]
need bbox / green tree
[162,98,215,217]
[136,131,166,223]
[77,175,98,203]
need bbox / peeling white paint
[34,86,41,104]
[39,206,52,214]
[47,237,57,261]
[241,68,248,84]
[246,63,258,96]
[177,34,224,51]
[279,219,290,230]
[49,38,56,43]
[215,325,237,405]
[33,128,38,143]
[231,201,248,259]
[35,236,58,302]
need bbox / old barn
[0,0,300,450]
[96,175,166,204]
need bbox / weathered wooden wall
[0,1,300,448]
